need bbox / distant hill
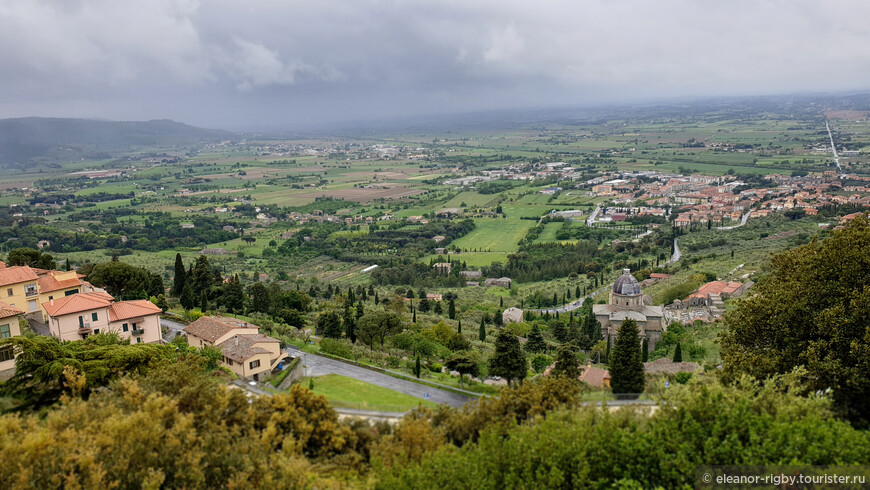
[0,117,232,168]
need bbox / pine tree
[673,342,682,362]
[171,253,186,296]
[479,317,486,342]
[525,324,546,353]
[419,297,430,312]
[318,311,343,339]
[610,319,645,397]
[433,301,443,315]
[551,344,581,379]
[200,290,208,312]
[642,338,649,362]
[489,329,527,386]
[180,284,194,311]
[448,299,456,319]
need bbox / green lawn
[306,374,437,412]
[452,218,535,252]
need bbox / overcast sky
[1,0,869,130]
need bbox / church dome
[612,269,641,296]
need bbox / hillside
[0,117,232,168]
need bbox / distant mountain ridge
[0,117,232,168]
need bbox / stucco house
[183,316,289,381]
[0,265,84,322]
[0,301,24,380]
[502,307,524,324]
[42,292,162,344]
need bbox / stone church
[593,269,665,350]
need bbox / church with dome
[592,269,665,350]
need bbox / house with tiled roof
[0,301,24,380]
[42,292,162,343]
[184,316,289,381]
[0,265,84,322]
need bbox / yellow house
[0,265,83,321]
[0,301,24,380]
[184,316,290,381]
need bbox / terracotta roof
[184,316,259,343]
[0,301,23,319]
[579,366,611,388]
[37,273,83,293]
[219,333,280,362]
[0,266,39,287]
[41,292,114,317]
[644,358,701,374]
[686,281,744,300]
[108,300,161,322]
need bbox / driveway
[287,346,474,408]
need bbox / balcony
[131,328,145,336]
[78,327,91,335]
[25,287,38,298]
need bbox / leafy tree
[317,311,343,339]
[550,344,581,379]
[171,253,186,296]
[445,351,480,388]
[721,217,870,425]
[6,247,55,269]
[609,319,645,396]
[87,261,159,299]
[672,342,682,362]
[525,324,546,353]
[530,353,553,373]
[278,308,305,329]
[356,311,402,350]
[489,329,527,386]
[153,294,168,312]
[198,345,222,371]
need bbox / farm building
[483,277,512,288]
[502,307,523,324]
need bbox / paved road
[532,285,610,314]
[717,210,751,230]
[160,317,188,343]
[586,205,602,226]
[669,237,681,263]
[826,120,844,175]
[287,346,474,408]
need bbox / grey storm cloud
[1,0,870,129]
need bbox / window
[65,289,77,296]
[6,288,12,297]
[249,359,260,369]
[91,312,98,322]
[0,324,10,339]
[0,346,13,363]
[122,323,128,332]
[24,284,37,297]
[136,338,142,344]
[78,316,84,327]
[48,296,53,301]
[93,329,100,335]
[28,300,37,312]
[132,323,138,330]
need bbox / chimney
[50,299,54,306]
[623,268,630,274]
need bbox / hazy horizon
[2,1,870,131]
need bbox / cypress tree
[479,317,486,342]
[356,301,364,320]
[673,342,683,362]
[610,319,645,397]
[412,307,416,323]
[171,253,186,296]
[458,320,462,333]
[605,335,611,364]
[575,285,581,298]
[499,297,503,307]
[180,284,194,311]
[448,299,456,319]
[415,354,421,379]
[642,338,649,362]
